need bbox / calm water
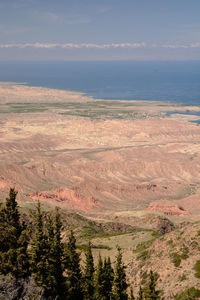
[0,61,200,105]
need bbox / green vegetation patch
[82,225,104,238]
[181,244,189,260]
[174,287,200,300]
[170,252,182,267]
[1,103,47,113]
[170,245,189,268]
[135,239,154,253]
[137,249,150,262]
[151,231,161,237]
[91,229,154,250]
[194,260,200,278]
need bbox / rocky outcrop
[30,187,99,212]
[147,200,188,216]
[154,217,175,234]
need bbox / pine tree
[41,209,66,299]
[4,188,20,230]
[64,230,83,300]
[45,214,57,297]
[112,247,128,300]
[143,270,161,300]
[83,241,95,300]
[94,254,105,300]
[0,188,30,278]
[30,202,48,290]
[47,214,54,244]
[16,222,30,278]
[0,188,20,252]
[102,257,114,300]
[31,205,66,298]
[52,208,66,298]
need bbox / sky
[0,0,200,61]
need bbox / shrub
[137,250,150,262]
[181,244,189,260]
[174,287,200,300]
[151,231,160,237]
[170,252,181,267]
[194,260,200,278]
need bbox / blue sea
[0,61,200,105]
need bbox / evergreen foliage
[16,222,30,278]
[64,230,83,300]
[102,257,114,300]
[0,188,30,278]
[95,254,105,300]
[0,189,165,300]
[45,209,66,299]
[143,270,161,300]
[83,241,95,300]
[31,204,66,298]
[30,201,49,292]
[4,188,20,231]
[52,208,66,297]
[112,247,128,300]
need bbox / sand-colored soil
[0,84,91,103]
[0,84,200,220]
[1,84,200,298]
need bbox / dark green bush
[170,252,181,267]
[194,260,200,278]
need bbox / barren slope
[0,84,200,220]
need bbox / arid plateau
[1,84,200,298]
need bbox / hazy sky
[0,0,200,60]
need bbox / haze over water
[0,61,200,105]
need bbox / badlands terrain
[1,84,200,298]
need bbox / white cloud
[0,42,146,49]
[0,42,200,50]
[161,43,200,49]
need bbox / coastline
[0,83,200,124]
[0,60,200,105]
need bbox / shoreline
[0,84,199,123]
[0,81,199,107]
